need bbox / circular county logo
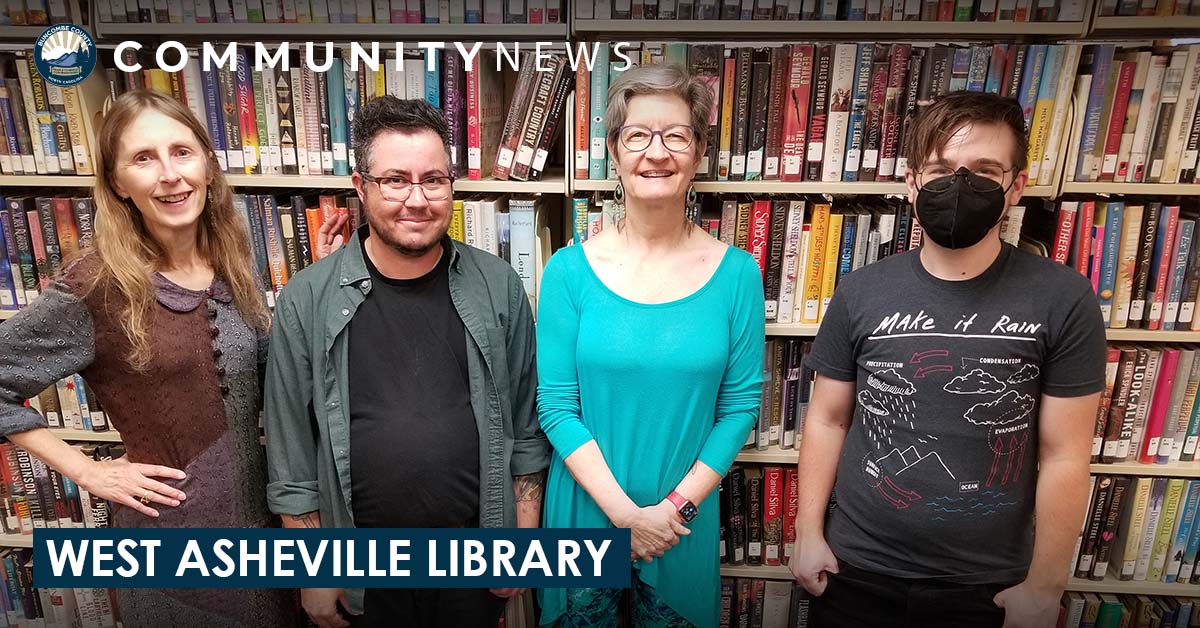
[33,24,95,87]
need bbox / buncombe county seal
[34,24,96,87]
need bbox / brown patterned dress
[0,255,298,628]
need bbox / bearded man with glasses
[263,97,548,628]
[789,91,1106,628]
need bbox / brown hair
[91,90,269,370]
[902,91,1028,174]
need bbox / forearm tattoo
[287,513,320,528]
[514,471,546,503]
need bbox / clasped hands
[612,499,691,563]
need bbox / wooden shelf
[573,18,1087,39]
[765,323,819,337]
[0,26,52,42]
[0,534,32,548]
[736,447,797,464]
[1090,15,1200,36]
[0,173,564,194]
[1090,461,1200,478]
[720,564,794,580]
[0,175,96,187]
[1104,328,1200,342]
[217,173,565,194]
[94,22,567,40]
[572,179,1054,197]
[767,323,1200,342]
[1067,574,1198,595]
[1062,182,1200,196]
[574,179,909,195]
[50,428,123,442]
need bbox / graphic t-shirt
[805,244,1106,583]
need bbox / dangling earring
[687,183,697,206]
[614,180,624,205]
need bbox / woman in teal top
[537,64,765,628]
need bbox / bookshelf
[574,178,1057,198]
[0,534,32,549]
[0,174,569,194]
[1061,182,1200,196]
[0,175,97,187]
[6,3,1200,617]
[49,428,123,443]
[1090,461,1200,478]
[0,26,50,42]
[735,446,795,465]
[1104,329,1200,342]
[1066,574,1199,596]
[93,22,568,41]
[735,450,1200,477]
[720,564,793,581]
[766,322,1200,342]
[571,19,1091,40]
[1088,15,1200,37]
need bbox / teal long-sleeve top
[536,243,765,628]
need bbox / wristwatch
[667,491,698,523]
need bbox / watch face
[679,503,698,523]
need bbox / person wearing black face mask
[789,92,1106,628]
[913,166,1017,250]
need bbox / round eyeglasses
[617,124,698,153]
[359,172,454,202]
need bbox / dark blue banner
[33,528,631,589]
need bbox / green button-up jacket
[263,228,548,612]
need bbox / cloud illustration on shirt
[1007,364,1040,385]
[867,368,916,396]
[943,368,1006,395]
[964,390,1036,426]
[858,389,889,415]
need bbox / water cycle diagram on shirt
[857,350,1041,510]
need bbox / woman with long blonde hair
[0,90,297,627]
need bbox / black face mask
[914,166,1009,250]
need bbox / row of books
[1095,345,1200,467]
[580,0,1089,20]
[0,442,118,536]
[0,0,70,24]
[0,54,106,178]
[1070,45,1200,185]
[23,377,109,433]
[718,578,810,628]
[556,39,1200,188]
[87,46,571,183]
[576,41,1083,188]
[97,0,563,23]
[1050,198,1200,331]
[1072,476,1200,586]
[1059,592,1200,628]
[0,549,120,628]
[0,189,546,311]
[752,339,811,452]
[719,464,797,568]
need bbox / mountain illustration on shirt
[862,445,956,510]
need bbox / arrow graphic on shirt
[914,365,954,379]
[910,349,950,364]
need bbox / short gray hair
[605,64,714,158]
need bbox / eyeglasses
[617,124,698,153]
[916,165,1015,193]
[359,172,454,202]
